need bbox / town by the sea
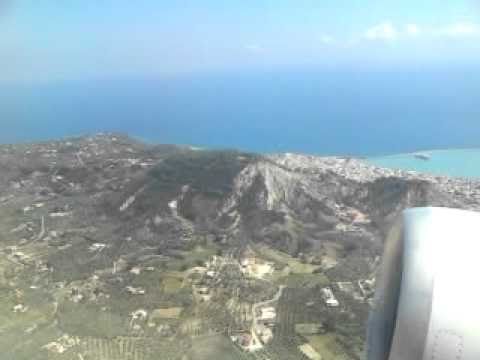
[2,68,480,178]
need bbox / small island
[413,153,431,161]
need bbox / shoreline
[1,132,479,180]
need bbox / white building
[321,287,339,307]
[258,306,277,321]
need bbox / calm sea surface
[2,68,480,177]
[367,149,480,178]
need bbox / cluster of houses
[255,306,276,343]
[240,256,274,279]
[231,304,277,352]
[42,334,80,355]
[336,278,376,305]
[126,286,146,295]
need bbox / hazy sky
[2,0,480,83]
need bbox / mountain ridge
[1,133,478,360]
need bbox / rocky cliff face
[2,134,476,281]
[99,144,472,281]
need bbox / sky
[2,0,480,84]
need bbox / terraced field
[305,334,350,360]
[253,246,320,274]
[270,287,351,360]
[80,336,150,360]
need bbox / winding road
[250,285,286,349]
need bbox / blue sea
[368,150,480,179]
[2,67,480,177]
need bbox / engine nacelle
[368,207,480,360]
